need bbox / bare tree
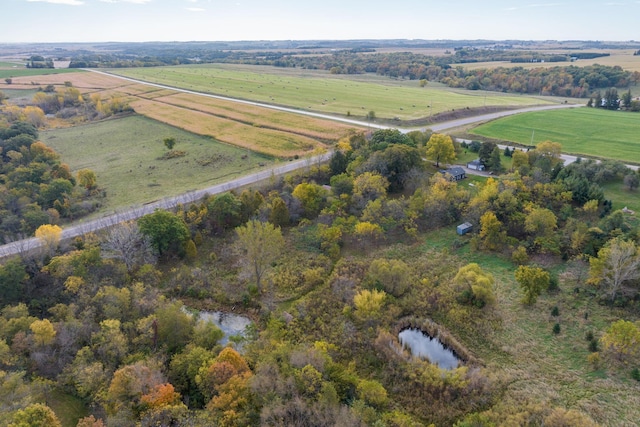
[102,220,155,271]
[588,237,640,302]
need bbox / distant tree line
[587,87,640,111]
[63,48,638,98]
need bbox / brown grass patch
[129,98,326,158]
[155,92,355,141]
[7,71,128,90]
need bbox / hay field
[109,63,555,121]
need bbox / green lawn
[471,107,640,163]
[41,114,275,211]
[602,180,640,213]
[108,63,555,122]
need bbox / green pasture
[0,68,80,79]
[41,115,275,211]
[108,63,555,122]
[471,107,640,163]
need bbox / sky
[1,0,639,43]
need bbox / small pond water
[398,328,460,370]
[198,311,252,346]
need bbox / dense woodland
[1,125,639,426]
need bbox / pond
[198,310,252,346]
[398,328,460,370]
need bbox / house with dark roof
[440,166,466,181]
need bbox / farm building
[440,166,466,181]
[467,159,485,171]
[457,222,473,235]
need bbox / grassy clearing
[602,181,640,213]
[47,391,88,427]
[413,228,640,424]
[108,63,555,121]
[471,107,640,163]
[41,114,276,211]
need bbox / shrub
[552,323,561,334]
[551,306,559,316]
[632,368,640,381]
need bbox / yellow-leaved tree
[425,133,456,167]
[35,224,62,257]
[354,289,386,320]
[600,319,640,362]
[29,319,56,346]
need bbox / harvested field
[2,70,126,91]
[152,92,354,141]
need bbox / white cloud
[504,3,564,11]
[99,0,152,4]
[186,7,205,11]
[26,0,84,5]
